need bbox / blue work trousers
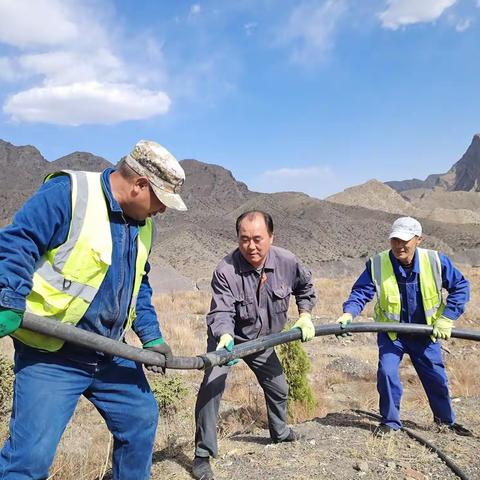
[377,332,455,429]
[0,348,158,480]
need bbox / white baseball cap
[389,217,422,241]
[125,140,187,211]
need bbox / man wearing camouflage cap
[0,140,186,479]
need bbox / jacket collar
[102,168,144,225]
[389,249,420,277]
[237,247,276,274]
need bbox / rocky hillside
[387,134,480,192]
[0,140,112,227]
[3,139,480,288]
[326,180,416,215]
[327,179,480,225]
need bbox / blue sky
[1,0,479,198]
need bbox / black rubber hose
[353,409,470,480]
[20,313,204,370]
[20,313,480,370]
[207,322,480,368]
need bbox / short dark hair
[117,158,139,180]
[236,210,274,236]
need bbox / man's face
[127,181,167,221]
[238,215,273,268]
[390,236,422,265]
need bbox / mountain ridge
[2,138,480,288]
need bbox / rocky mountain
[327,179,480,225]
[386,174,442,192]
[386,134,480,192]
[3,139,480,290]
[326,180,416,215]
[0,140,112,227]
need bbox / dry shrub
[278,337,316,418]
[150,374,190,417]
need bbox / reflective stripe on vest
[370,248,444,335]
[13,170,153,351]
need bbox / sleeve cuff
[143,338,165,348]
[441,309,458,321]
[0,290,26,311]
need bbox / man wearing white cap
[336,217,472,436]
[0,140,186,479]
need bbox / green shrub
[0,357,14,416]
[277,328,316,416]
[149,375,189,416]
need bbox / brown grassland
[1,268,480,479]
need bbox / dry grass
[0,267,480,478]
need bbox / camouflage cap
[125,140,187,211]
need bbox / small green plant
[149,375,189,416]
[277,325,316,417]
[0,356,14,416]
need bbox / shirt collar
[389,249,420,277]
[101,168,122,213]
[237,248,275,274]
[101,168,145,225]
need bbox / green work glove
[0,308,23,338]
[143,338,173,374]
[431,316,454,342]
[291,312,315,342]
[336,312,353,338]
[216,333,239,366]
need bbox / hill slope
[3,139,480,286]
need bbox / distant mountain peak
[386,133,480,193]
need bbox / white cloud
[455,18,471,32]
[265,165,334,179]
[0,0,78,48]
[190,4,201,15]
[0,0,171,125]
[18,49,126,85]
[3,82,170,126]
[0,57,22,81]
[276,0,347,64]
[249,165,340,199]
[378,0,457,30]
[244,22,258,36]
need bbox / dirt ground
[144,330,480,480]
[1,311,479,480]
[148,398,480,480]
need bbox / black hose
[20,313,204,370]
[209,322,480,368]
[20,313,480,370]
[353,409,470,480]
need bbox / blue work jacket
[0,169,162,359]
[343,250,469,323]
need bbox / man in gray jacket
[192,210,316,480]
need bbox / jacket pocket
[272,285,292,314]
[236,296,256,321]
[383,293,400,314]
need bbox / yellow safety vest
[12,170,153,351]
[370,248,445,341]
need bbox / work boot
[436,421,474,437]
[372,423,398,437]
[192,456,214,480]
[272,428,302,444]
